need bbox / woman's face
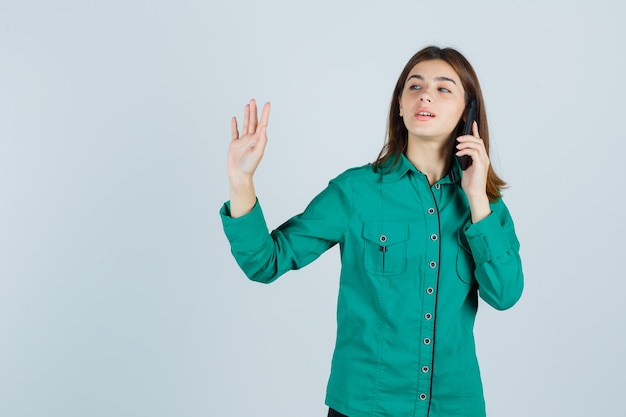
[399,59,466,145]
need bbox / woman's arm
[227,99,271,218]
[221,179,352,284]
[221,100,352,283]
[464,199,524,310]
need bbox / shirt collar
[379,153,462,185]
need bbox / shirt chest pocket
[362,222,409,276]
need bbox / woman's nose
[419,89,433,102]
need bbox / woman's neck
[405,137,452,186]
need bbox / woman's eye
[409,85,421,90]
[438,87,450,93]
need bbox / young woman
[220,46,524,417]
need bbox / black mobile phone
[458,99,477,170]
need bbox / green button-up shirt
[220,154,523,417]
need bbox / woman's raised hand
[228,99,271,185]
[455,121,491,223]
[227,99,271,218]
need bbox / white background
[1,0,624,416]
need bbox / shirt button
[422,366,430,373]
[430,234,438,241]
[425,313,432,320]
[429,261,437,268]
[424,338,431,345]
[434,184,441,189]
[420,393,427,401]
[427,208,435,215]
[426,287,434,294]
[379,235,387,243]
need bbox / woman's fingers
[456,141,485,160]
[241,102,251,136]
[237,99,270,138]
[472,120,479,138]
[258,101,271,134]
[456,123,482,153]
[456,129,488,166]
[231,117,239,141]
[228,100,271,161]
[248,99,258,133]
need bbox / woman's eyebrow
[407,74,457,85]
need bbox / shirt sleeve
[463,199,524,310]
[220,179,353,283]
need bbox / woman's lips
[415,110,435,121]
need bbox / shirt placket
[415,181,442,415]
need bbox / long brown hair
[374,46,506,201]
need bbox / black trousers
[328,408,348,417]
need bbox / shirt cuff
[463,212,510,265]
[220,199,271,252]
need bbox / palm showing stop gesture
[227,99,271,218]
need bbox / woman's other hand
[227,99,271,218]
[228,99,271,185]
